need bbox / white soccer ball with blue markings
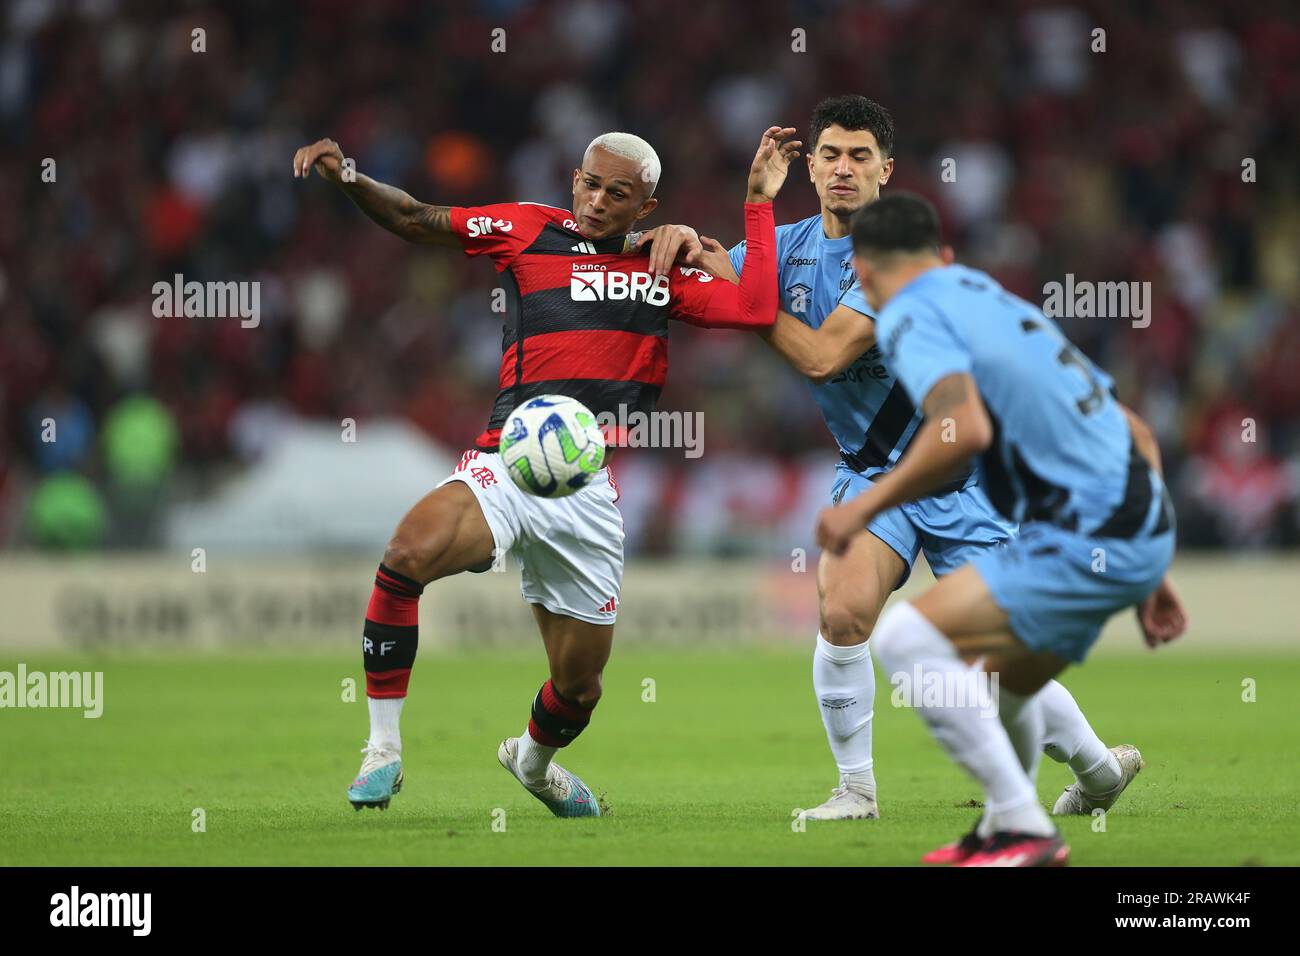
[499,395,606,498]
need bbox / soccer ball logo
[498,395,606,498]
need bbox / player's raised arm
[292,138,460,248]
[645,226,876,377]
[668,127,798,329]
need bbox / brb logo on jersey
[466,216,513,238]
[570,264,670,305]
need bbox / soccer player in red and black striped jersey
[292,126,799,815]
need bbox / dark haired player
[291,128,797,816]
[642,96,1143,824]
[817,193,1186,865]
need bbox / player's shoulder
[731,214,820,262]
[504,201,580,230]
[514,200,576,219]
[776,213,823,245]
[898,264,981,311]
[875,271,957,355]
[922,263,1004,299]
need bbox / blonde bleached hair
[584,132,661,197]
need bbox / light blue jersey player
[722,108,1016,825]
[727,214,1014,581]
[818,192,1186,866]
[639,97,1129,827]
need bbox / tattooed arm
[816,372,990,554]
[292,138,460,247]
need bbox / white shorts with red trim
[437,450,624,625]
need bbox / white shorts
[437,449,625,625]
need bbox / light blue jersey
[877,263,1175,659]
[730,216,922,475]
[731,215,1014,584]
[877,263,1172,537]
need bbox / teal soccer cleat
[497,737,602,818]
[348,743,403,811]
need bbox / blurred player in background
[643,96,1141,823]
[291,127,797,817]
[817,193,1187,865]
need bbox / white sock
[1038,679,1121,793]
[999,687,1044,782]
[985,687,1046,838]
[873,602,1053,838]
[368,697,404,752]
[516,728,556,787]
[813,633,876,793]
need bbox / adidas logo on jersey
[571,241,597,254]
[570,268,670,306]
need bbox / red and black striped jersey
[447,201,777,449]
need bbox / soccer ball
[498,395,606,498]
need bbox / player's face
[808,125,893,218]
[571,147,658,240]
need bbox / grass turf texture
[2,649,1296,866]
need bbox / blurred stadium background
[5,1,1300,876]
[1,0,1298,652]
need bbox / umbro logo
[571,241,597,254]
[821,696,856,710]
[788,282,812,314]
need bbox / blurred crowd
[1,0,1298,553]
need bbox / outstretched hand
[746,126,801,202]
[632,225,704,275]
[293,138,347,183]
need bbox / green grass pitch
[2,649,1297,866]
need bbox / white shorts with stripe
[437,450,624,625]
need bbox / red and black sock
[527,679,594,747]
[363,563,423,698]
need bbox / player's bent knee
[381,529,452,585]
[554,675,602,710]
[820,597,880,645]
